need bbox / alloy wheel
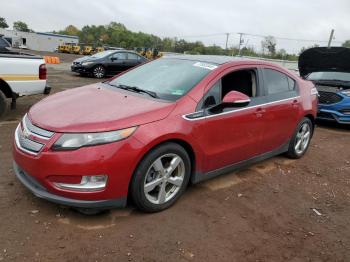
[294,122,311,155]
[93,66,105,78]
[143,153,185,205]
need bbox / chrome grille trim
[23,114,54,140]
[15,125,44,155]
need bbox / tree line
[1,17,350,60]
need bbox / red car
[13,56,318,213]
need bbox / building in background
[0,29,79,52]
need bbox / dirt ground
[0,52,350,262]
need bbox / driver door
[108,52,128,74]
[193,67,266,172]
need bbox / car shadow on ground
[316,120,350,131]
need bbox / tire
[130,143,191,212]
[286,117,313,159]
[0,91,8,120]
[92,65,106,78]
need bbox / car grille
[318,91,343,104]
[15,115,55,155]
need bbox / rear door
[260,68,300,152]
[125,53,144,69]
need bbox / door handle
[291,99,299,108]
[254,107,265,117]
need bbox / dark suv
[71,50,148,78]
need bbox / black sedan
[71,50,148,78]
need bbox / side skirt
[191,141,290,184]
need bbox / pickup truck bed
[0,50,49,118]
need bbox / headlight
[52,127,137,151]
[81,61,94,66]
[341,90,350,97]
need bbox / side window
[264,69,290,94]
[198,69,258,110]
[112,52,127,60]
[127,53,140,60]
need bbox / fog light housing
[53,175,108,192]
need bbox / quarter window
[127,53,140,60]
[202,81,221,109]
[287,77,296,91]
[264,69,290,94]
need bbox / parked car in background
[0,35,50,118]
[71,50,148,78]
[13,56,317,213]
[299,47,350,124]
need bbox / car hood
[28,83,176,133]
[298,47,350,78]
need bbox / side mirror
[111,57,118,61]
[222,91,250,107]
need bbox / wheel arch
[0,78,13,98]
[304,114,315,134]
[127,137,198,201]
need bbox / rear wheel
[0,91,8,119]
[92,65,106,78]
[286,118,313,159]
[130,143,191,212]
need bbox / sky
[2,0,349,54]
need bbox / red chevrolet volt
[13,56,318,213]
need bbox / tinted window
[127,53,140,60]
[264,69,289,94]
[112,52,127,60]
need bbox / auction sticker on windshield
[193,62,218,70]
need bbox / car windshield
[108,58,216,101]
[308,71,350,82]
[91,50,115,59]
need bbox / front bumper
[71,65,91,74]
[317,101,350,124]
[12,121,145,208]
[13,161,126,209]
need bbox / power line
[169,31,343,44]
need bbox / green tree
[0,17,8,28]
[60,25,79,36]
[342,40,350,48]
[13,21,31,32]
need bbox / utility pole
[225,33,230,52]
[327,29,335,48]
[237,32,243,56]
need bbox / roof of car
[163,54,255,65]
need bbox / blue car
[299,47,350,124]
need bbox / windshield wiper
[108,83,158,98]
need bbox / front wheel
[130,143,191,212]
[92,65,106,78]
[286,118,313,159]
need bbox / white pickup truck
[0,35,50,118]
